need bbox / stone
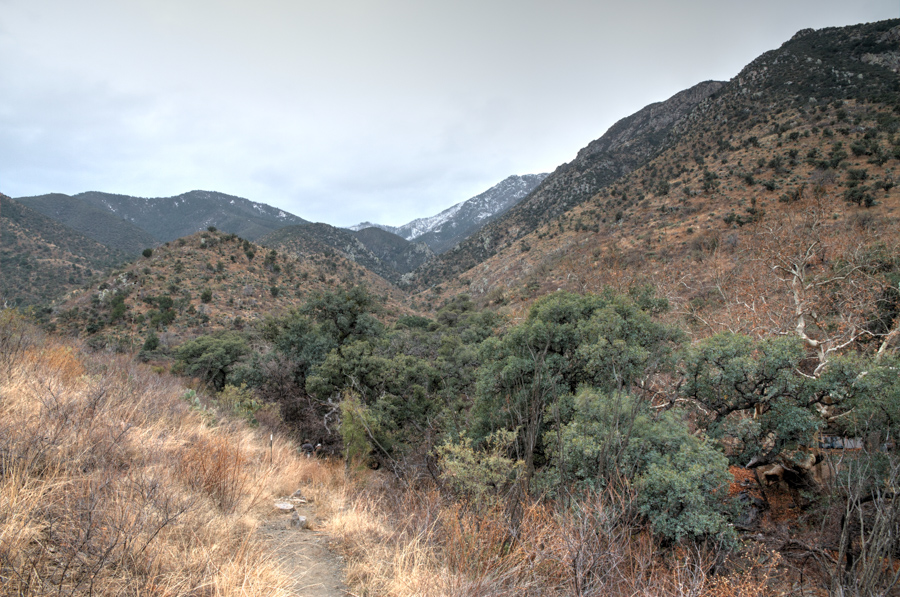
[734,490,767,530]
[290,513,308,529]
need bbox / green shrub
[218,383,262,424]
[174,332,249,390]
[438,429,522,507]
[545,389,734,544]
[142,331,159,352]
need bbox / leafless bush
[328,478,778,597]
[827,450,900,596]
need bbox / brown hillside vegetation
[49,228,408,350]
[412,19,900,320]
[0,310,348,596]
[433,97,900,358]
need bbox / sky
[1,1,896,227]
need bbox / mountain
[418,19,900,341]
[412,20,900,293]
[409,81,724,287]
[1,194,131,308]
[259,223,400,284]
[13,193,159,254]
[18,190,308,244]
[349,173,548,252]
[351,227,434,274]
[258,222,433,285]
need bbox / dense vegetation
[157,275,900,592]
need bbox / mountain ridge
[17,189,309,244]
[408,80,726,288]
[1,194,131,307]
[349,173,548,252]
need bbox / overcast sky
[1,1,896,227]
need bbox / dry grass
[324,481,782,597]
[0,311,339,596]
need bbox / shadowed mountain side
[15,193,159,254]
[1,194,131,307]
[20,190,309,243]
[351,227,434,274]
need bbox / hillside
[8,19,900,597]
[0,194,131,308]
[409,81,725,287]
[49,228,406,349]
[259,222,416,285]
[14,192,159,254]
[351,226,434,273]
[20,189,308,243]
[0,310,347,596]
[422,20,900,349]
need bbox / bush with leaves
[218,383,264,424]
[473,289,681,486]
[543,388,733,544]
[174,331,249,390]
[438,430,523,508]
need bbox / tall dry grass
[325,476,781,597]
[0,312,336,596]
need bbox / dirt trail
[258,498,351,597]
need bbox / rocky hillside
[420,20,900,347]
[49,228,406,350]
[259,222,434,285]
[1,194,131,308]
[259,223,398,284]
[410,20,900,293]
[409,81,725,287]
[18,189,308,243]
[350,173,547,252]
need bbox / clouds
[1,1,897,226]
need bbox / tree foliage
[680,332,820,466]
[174,331,249,391]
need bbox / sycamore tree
[675,193,899,370]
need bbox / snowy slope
[350,173,547,253]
